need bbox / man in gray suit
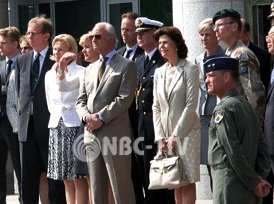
[76,22,136,204]
[15,16,65,204]
[0,26,21,204]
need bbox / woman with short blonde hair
[45,34,89,204]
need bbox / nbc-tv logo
[73,134,189,162]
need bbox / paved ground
[7,194,213,204]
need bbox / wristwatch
[57,68,63,76]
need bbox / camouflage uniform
[225,39,266,123]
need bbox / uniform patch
[214,111,224,123]
[239,57,248,74]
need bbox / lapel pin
[153,60,156,64]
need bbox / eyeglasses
[266,33,274,41]
[213,22,234,30]
[90,35,102,40]
[26,32,42,37]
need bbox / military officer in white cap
[135,17,175,204]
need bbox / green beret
[213,9,241,24]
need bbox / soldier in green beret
[213,9,266,125]
[205,56,271,204]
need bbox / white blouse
[45,60,84,128]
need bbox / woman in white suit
[152,27,201,204]
[45,34,88,204]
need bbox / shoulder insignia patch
[239,56,248,74]
[214,111,224,123]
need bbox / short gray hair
[94,22,118,48]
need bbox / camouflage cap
[213,9,241,24]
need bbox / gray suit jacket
[15,48,53,142]
[76,53,137,141]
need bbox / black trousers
[0,115,21,204]
[136,141,175,204]
[20,117,66,204]
[262,156,274,204]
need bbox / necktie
[31,53,40,91]
[98,57,108,82]
[125,49,133,59]
[6,60,13,80]
[144,55,149,68]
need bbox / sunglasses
[90,35,102,40]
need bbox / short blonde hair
[198,18,214,33]
[51,34,77,61]
[52,34,78,54]
[20,35,28,44]
[79,33,91,47]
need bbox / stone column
[173,0,244,62]
[0,0,8,61]
[172,0,245,200]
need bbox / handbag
[148,152,189,190]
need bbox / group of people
[0,7,273,204]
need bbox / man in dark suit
[135,17,175,204]
[15,16,65,204]
[241,18,274,204]
[0,26,21,204]
[264,25,274,204]
[117,12,144,61]
[116,12,144,204]
[240,18,271,93]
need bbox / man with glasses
[15,15,66,204]
[213,9,266,124]
[0,26,21,204]
[76,22,136,204]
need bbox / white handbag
[148,154,189,190]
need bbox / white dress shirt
[45,60,84,128]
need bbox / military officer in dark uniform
[135,17,175,204]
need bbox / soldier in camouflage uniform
[213,9,266,124]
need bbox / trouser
[0,115,21,204]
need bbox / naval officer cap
[203,55,239,73]
[213,9,241,24]
[135,17,163,33]
[268,2,274,19]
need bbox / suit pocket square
[110,72,120,76]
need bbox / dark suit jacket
[117,45,144,140]
[248,41,271,93]
[0,59,15,117]
[15,47,54,142]
[264,82,274,156]
[136,49,166,142]
[117,45,144,62]
[0,60,7,116]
